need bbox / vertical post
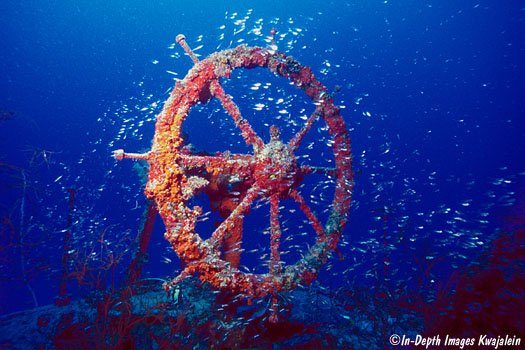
[124,200,157,287]
[19,169,38,307]
[55,188,75,306]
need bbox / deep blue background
[1,0,524,317]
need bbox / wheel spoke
[179,153,253,171]
[289,189,327,239]
[287,107,322,152]
[210,80,264,153]
[179,154,223,169]
[208,182,262,251]
[269,194,282,275]
[300,165,337,177]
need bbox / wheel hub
[254,126,299,197]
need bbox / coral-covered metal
[114,34,353,300]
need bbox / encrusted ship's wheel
[114,34,353,304]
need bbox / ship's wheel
[114,34,353,303]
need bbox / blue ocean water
[1,0,524,348]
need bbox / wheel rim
[144,44,354,298]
